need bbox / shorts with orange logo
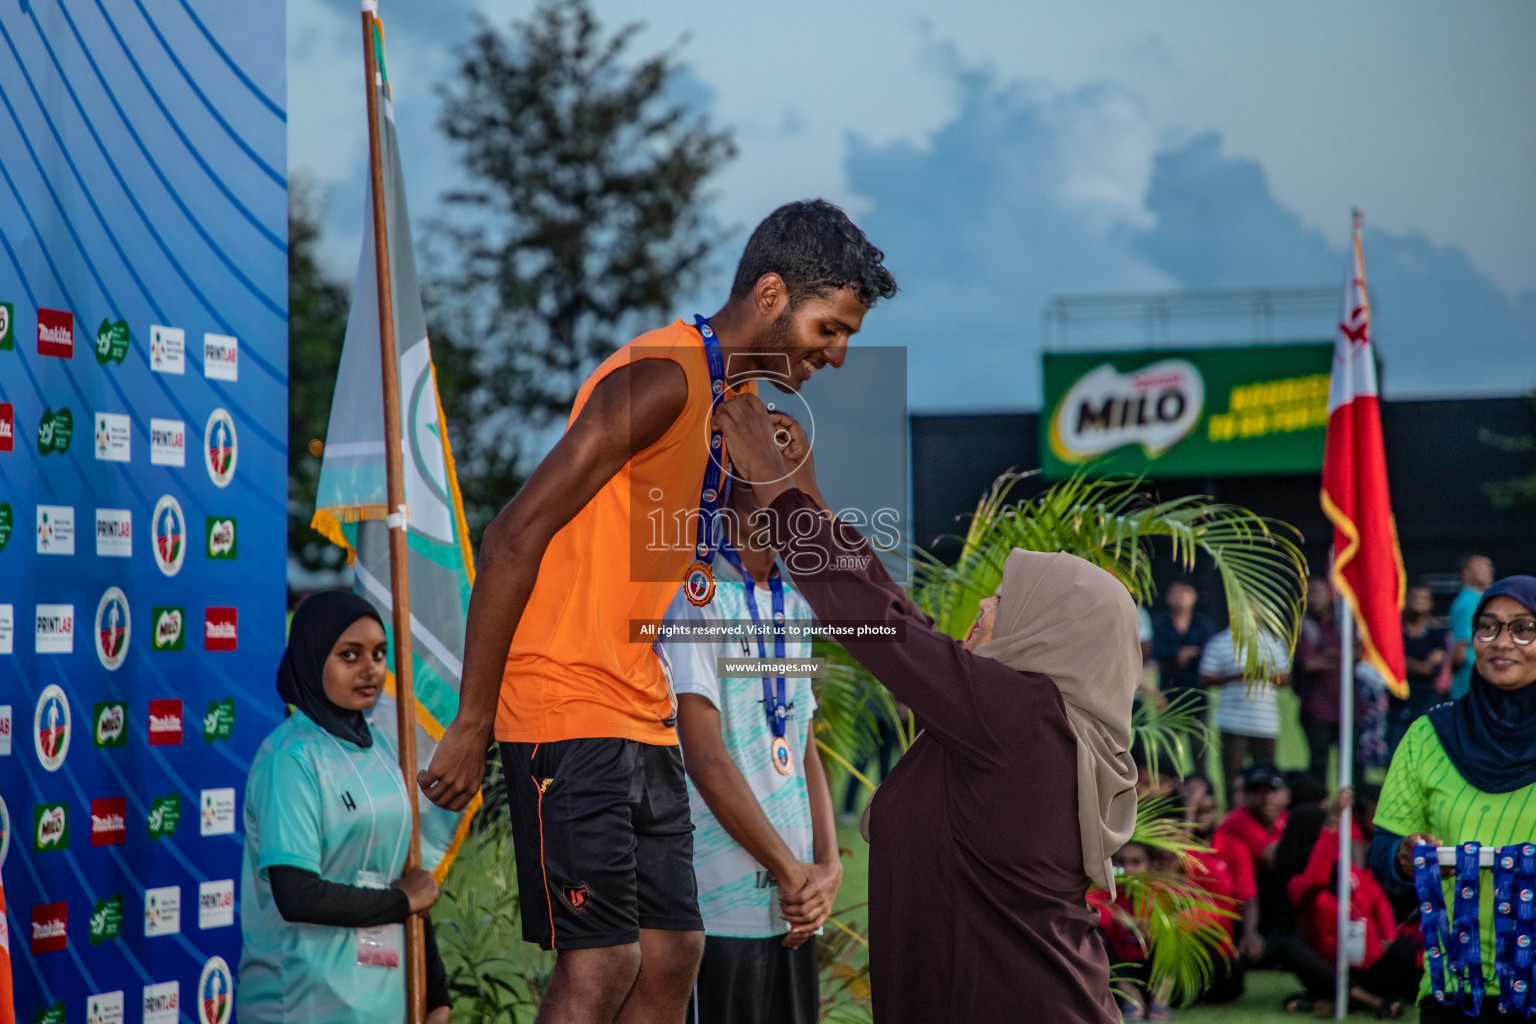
[502,738,702,950]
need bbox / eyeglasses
[1472,615,1536,645]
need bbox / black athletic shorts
[502,738,703,950]
[688,935,819,1024]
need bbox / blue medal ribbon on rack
[1512,843,1536,1017]
[1496,846,1520,1015]
[682,314,731,607]
[1454,842,1487,1017]
[718,541,792,774]
[1416,842,1454,1004]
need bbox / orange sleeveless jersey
[495,319,754,745]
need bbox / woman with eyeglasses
[1369,575,1536,1022]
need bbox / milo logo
[95,317,129,365]
[0,301,12,350]
[90,892,124,944]
[206,516,237,559]
[148,792,181,840]
[94,702,127,747]
[0,501,11,551]
[153,607,185,650]
[203,698,235,743]
[1048,359,1205,464]
[34,802,68,851]
[37,407,73,455]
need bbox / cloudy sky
[289,0,1536,409]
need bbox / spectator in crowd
[1198,627,1292,811]
[1161,792,1246,1005]
[1151,577,1219,773]
[1288,789,1418,1017]
[1370,575,1536,1023]
[1447,554,1494,700]
[1284,771,1329,813]
[1392,583,1450,754]
[1269,802,1341,1012]
[1295,576,1357,786]
[1216,764,1290,964]
[1098,842,1165,1022]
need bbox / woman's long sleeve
[1288,825,1339,908]
[424,916,451,1012]
[267,864,411,928]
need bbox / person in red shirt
[1215,762,1289,961]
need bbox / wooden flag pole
[361,8,426,1023]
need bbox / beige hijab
[974,549,1142,895]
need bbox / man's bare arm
[418,358,688,811]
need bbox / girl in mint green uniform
[237,591,449,1023]
[1371,575,1536,1022]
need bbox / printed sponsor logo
[30,901,68,953]
[0,501,12,549]
[89,893,125,944]
[205,516,236,558]
[148,700,183,746]
[96,508,132,557]
[37,407,73,455]
[95,586,130,670]
[149,324,185,374]
[200,787,236,836]
[198,956,234,1024]
[87,989,125,1024]
[204,408,237,487]
[203,698,234,742]
[203,333,238,382]
[204,607,237,651]
[0,703,11,754]
[198,880,234,930]
[37,307,74,358]
[95,317,129,365]
[143,981,180,1024]
[1049,359,1206,464]
[0,401,12,451]
[33,1005,66,1024]
[144,884,181,937]
[91,796,127,846]
[94,412,131,462]
[152,607,185,651]
[147,792,181,840]
[34,683,70,768]
[93,701,127,747]
[0,300,12,349]
[0,792,9,866]
[36,504,75,555]
[149,417,185,466]
[151,495,186,575]
[34,802,68,851]
[35,604,75,655]
[0,605,12,655]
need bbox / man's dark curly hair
[730,199,898,309]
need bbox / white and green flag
[313,15,479,879]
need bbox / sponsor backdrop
[0,3,284,1023]
[1041,343,1335,480]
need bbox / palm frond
[1114,872,1238,1005]
[1131,690,1209,783]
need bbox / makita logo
[148,699,183,746]
[37,308,75,358]
[204,607,237,651]
[91,797,127,846]
[31,902,68,953]
[0,403,12,452]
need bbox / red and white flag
[1321,211,1407,698]
[0,866,14,1024]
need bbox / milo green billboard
[1041,343,1334,479]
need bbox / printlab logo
[143,981,180,1024]
[149,417,186,467]
[96,507,132,557]
[35,504,74,554]
[152,494,186,576]
[199,956,234,1024]
[206,516,237,558]
[1048,359,1206,464]
[203,697,235,742]
[203,333,238,382]
[145,884,181,937]
[198,879,234,930]
[90,893,125,944]
[34,683,70,769]
[33,801,69,851]
[199,787,235,836]
[0,401,12,452]
[0,299,12,349]
[35,603,75,654]
[147,792,181,839]
[30,901,68,954]
[0,502,10,551]
[148,699,183,746]
[95,317,129,364]
[95,586,130,670]
[87,989,125,1024]
[0,606,10,657]
[91,796,127,846]
[37,406,73,455]
[36,307,74,358]
[149,323,185,374]
[204,606,237,651]
[0,792,9,866]
[94,411,131,462]
[152,606,185,650]
[94,701,127,747]
[204,407,237,487]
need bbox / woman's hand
[426,1007,450,1024]
[1396,831,1442,881]
[714,394,789,485]
[771,413,819,495]
[1327,786,1354,829]
[392,866,440,915]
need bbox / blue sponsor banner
[0,1,285,1021]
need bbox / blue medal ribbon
[1496,846,1520,1015]
[718,542,789,741]
[691,314,730,566]
[1453,842,1487,1016]
[1415,842,1454,1004]
[1513,844,1536,1017]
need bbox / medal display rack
[1436,847,1512,868]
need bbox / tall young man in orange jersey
[418,200,897,1023]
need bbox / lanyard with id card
[354,870,402,968]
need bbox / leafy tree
[287,180,351,578]
[429,0,736,536]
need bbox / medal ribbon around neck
[718,540,792,774]
[683,314,731,607]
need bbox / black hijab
[1427,575,1536,794]
[277,589,384,748]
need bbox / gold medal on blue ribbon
[772,735,793,775]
